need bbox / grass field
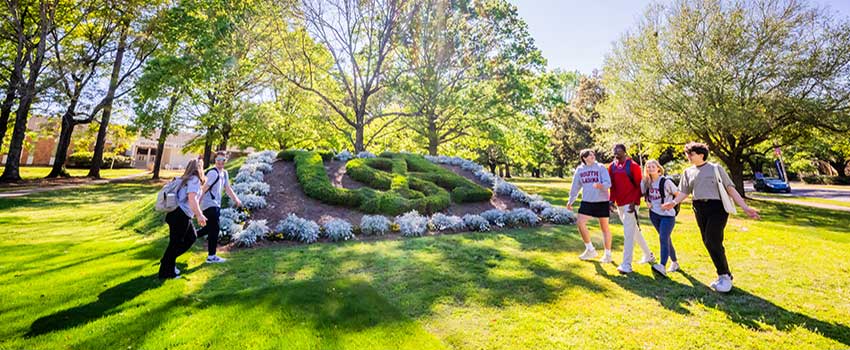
[1,172,848,349]
[17,166,148,180]
[750,191,850,209]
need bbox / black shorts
[578,201,610,218]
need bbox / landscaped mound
[278,150,492,216]
[222,150,576,248]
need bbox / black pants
[692,200,731,277]
[159,209,197,278]
[196,207,220,256]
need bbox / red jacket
[608,158,642,206]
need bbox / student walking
[197,151,242,264]
[158,159,206,279]
[641,160,680,277]
[609,144,656,274]
[662,142,760,292]
[567,149,614,263]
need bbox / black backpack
[658,176,680,216]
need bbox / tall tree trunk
[717,151,747,198]
[1,2,53,182]
[218,123,231,152]
[829,160,848,178]
[152,95,178,179]
[202,126,214,167]
[504,163,512,178]
[152,128,167,180]
[88,26,128,179]
[0,37,24,155]
[489,161,496,175]
[46,112,77,178]
[354,125,364,153]
[0,77,19,154]
[427,114,438,156]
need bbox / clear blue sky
[509,0,850,74]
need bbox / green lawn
[17,166,149,180]
[1,174,849,349]
[750,191,850,209]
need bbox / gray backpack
[155,178,186,212]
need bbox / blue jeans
[649,211,677,265]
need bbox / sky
[509,0,850,74]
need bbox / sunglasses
[215,157,227,161]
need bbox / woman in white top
[159,158,207,279]
[641,160,680,276]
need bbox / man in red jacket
[609,144,656,274]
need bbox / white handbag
[713,163,737,214]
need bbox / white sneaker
[711,274,733,293]
[578,248,598,261]
[651,263,667,277]
[667,261,679,273]
[639,253,656,264]
[174,267,180,275]
[206,255,227,264]
[616,263,633,274]
[600,252,613,263]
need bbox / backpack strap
[624,159,639,189]
[659,176,669,202]
[203,168,221,200]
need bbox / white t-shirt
[641,176,679,217]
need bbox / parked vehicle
[754,177,791,193]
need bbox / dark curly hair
[684,142,709,161]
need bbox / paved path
[745,181,850,212]
[0,172,151,199]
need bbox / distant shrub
[395,210,428,237]
[462,214,491,232]
[323,219,355,242]
[430,213,465,232]
[360,215,391,235]
[234,220,269,247]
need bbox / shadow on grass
[26,274,164,337]
[0,181,159,211]
[594,262,850,346]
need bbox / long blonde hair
[180,158,206,185]
[642,159,664,191]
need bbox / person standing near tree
[567,149,614,263]
[197,151,242,264]
[609,144,656,274]
[662,142,760,293]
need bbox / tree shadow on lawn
[594,264,850,346]
[0,181,159,211]
[26,273,166,337]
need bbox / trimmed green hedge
[288,150,457,215]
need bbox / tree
[600,0,850,196]
[1,0,61,182]
[131,55,190,179]
[392,0,497,155]
[44,0,120,178]
[271,0,410,153]
[549,71,606,175]
[87,0,157,178]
